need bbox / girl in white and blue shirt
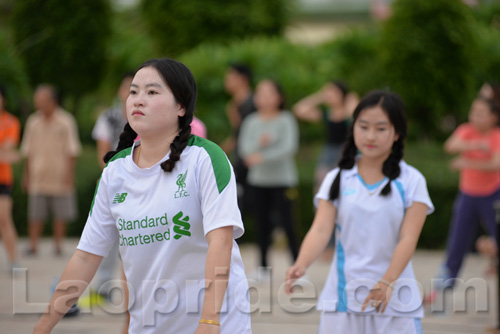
[286,91,434,334]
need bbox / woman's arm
[0,140,20,163]
[292,91,324,122]
[450,152,500,171]
[444,134,482,154]
[196,226,233,334]
[33,250,103,333]
[285,199,337,293]
[362,202,428,313]
[237,117,259,160]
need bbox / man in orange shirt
[0,83,21,271]
[21,84,81,255]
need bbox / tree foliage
[380,0,477,135]
[0,29,30,119]
[10,0,111,100]
[140,0,288,56]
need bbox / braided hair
[329,90,407,201]
[103,58,197,173]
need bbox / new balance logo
[113,193,128,204]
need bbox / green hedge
[179,37,332,144]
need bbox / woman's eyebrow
[129,82,163,88]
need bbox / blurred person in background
[221,63,256,213]
[239,79,299,276]
[93,73,133,168]
[426,96,500,304]
[479,81,500,108]
[293,81,358,261]
[21,84,81,256]
[0,83,21,272]
[294,81,358,190]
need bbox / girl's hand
[195,323,220,334]
[361,282,393,313]
[284,264,306,294]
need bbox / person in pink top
[191,115,207,138]
[427,96,500,302]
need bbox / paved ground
[1,238,499,333]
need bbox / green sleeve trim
[90,147,132,216]
[188,135,231,194]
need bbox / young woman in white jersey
[285,91,434,334]
[34,58,252,334]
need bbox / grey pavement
[0,238,499,334]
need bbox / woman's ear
[177,104,186,117]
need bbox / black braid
[103,123,137,164]
[329,128,357,201]
[380,139,404,195]
[160,113,193,172]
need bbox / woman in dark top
[294,81,358,190]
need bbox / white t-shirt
[78,135,252,334]
[314,160,434,318]
[91,104,127,150]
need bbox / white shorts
[318,312,422,334]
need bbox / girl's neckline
[357,174,388,195]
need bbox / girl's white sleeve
[314,168,340,208]
[404,167,435,215]
[77,171,119,256]
[198,146,245,239]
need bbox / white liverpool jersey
[78,135,252,333]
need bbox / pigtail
[380,139,404,196]
[160,113,193,172]
[103,123,137,163]
[329,130,357,201]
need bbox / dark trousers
[445,188,500,279]
[250,185,299,267]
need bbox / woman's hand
[284,264,306,294]
[244,153,262,167]
[361,281,393,313]
[195,323,220,334]
[450,157,469,171]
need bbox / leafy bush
[10,0,111,100]
[140,0,288,57]
[380,0,477,138]
[179,37,331,144]
[0,29,31,121]
[470,5,500,90]
[317,28,385,96]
